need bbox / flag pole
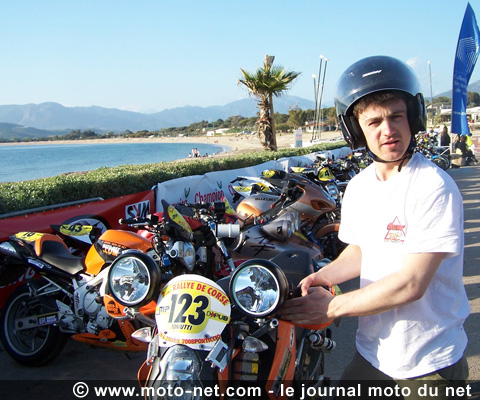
[312,74,318,142]
[313,56,323,141]
[317,57,328,141]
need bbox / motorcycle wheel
[0,282,68,366]
[314,223,347,261]
[432,156,448,170]
[440,155,451,170]
[297,340,325,383]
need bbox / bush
[0,141,346,215]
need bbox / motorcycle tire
[440,155,451,170]
[314,223,347,261]
[0,282,68,366]
[296,339,325,385]
[432,156,448,171]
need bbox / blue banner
[452,3,480,136]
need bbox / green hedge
[0,141,346,215]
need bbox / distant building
[437,105,480,123]
[304,119,335,132]
[206,128,230,136]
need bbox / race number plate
[58,224,94,236]
[155,275,231,351]
[14,232,45,242]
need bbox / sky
[1,0,479,114]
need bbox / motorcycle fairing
[72,322,148,351]
[290,166,306,173]
[154,274,231,351]
[85,230,151,275]
[103,293,156,319]
[317,166,335,182]
[222,197,238,223]
[162,199,194,242]
[233,225,323,262]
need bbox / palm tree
[238,55,300,151]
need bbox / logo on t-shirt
[385,217,406,244]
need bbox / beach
[0,131,345,183]
[0,131,344,158]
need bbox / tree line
[4,106,337,143]
[4,93,478,144]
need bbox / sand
[0,131,344,158]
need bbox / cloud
[406,57,421,69]
[406,57,431,96]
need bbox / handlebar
[118,217,151,227]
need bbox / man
[280,56,470,398]
[455,134,478,165]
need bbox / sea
[0,141,230,183]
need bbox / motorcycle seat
[38,239,86,276]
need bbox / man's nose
[380,117,396,134]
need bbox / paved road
[0,164,479,399]
[324,163,480,398]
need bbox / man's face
[357,99,412,163]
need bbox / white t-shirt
[339,152,470,379]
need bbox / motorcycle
[0,199,214,366]
[415,134,451,170]
[289,155,343,211]
[232,170,345,260]
[290,151,364,210]
[135,198,242,281]
[107,249,339,399]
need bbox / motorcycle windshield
[161,199,194,242]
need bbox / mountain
[435,79,480,99]
[0,122,70,140]
[0,96,316,136]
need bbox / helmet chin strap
[366,136,415,172]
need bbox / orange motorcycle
[106,249,339,399]
[0,200,205,366]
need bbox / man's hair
[353,90,409,119]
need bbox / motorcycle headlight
[229,259,289,318]
[155,345,202,399]
[108,251,160,307]
[167,241,196,271]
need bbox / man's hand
[279,286,334,325]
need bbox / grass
[0,141,346,215]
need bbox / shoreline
[0,133,338,159]
[0,135,273,158]
[0,130,343,153]
[0,132,344,183]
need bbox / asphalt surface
[324,163,480,397]
[0,163,479,399]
